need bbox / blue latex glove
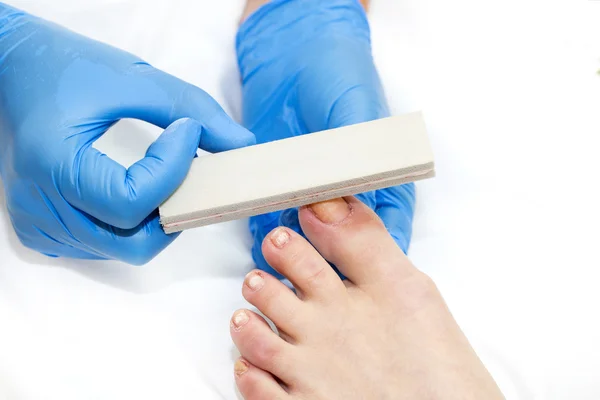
[237,0,416,278]
[0,4,255,264]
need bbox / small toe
[235,358,289,400]
[230,309,295,383]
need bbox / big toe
[298,197,419,289]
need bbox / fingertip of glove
[230,124,257,147]
[166,117,202,135]
[200,112,256,152]
[159,118,204,151]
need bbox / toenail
[308,198,351,224]
[234,358,249,377]
[231,310,249,330]
[270,227,291,249]
[245,271,265,291]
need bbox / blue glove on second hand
[237,0,416,279]
[0,4,255,264]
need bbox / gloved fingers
[322,83,389,131]
[73,211,179,265]
[6,182,114,259]
[27,185,177,265]
[11,222,107,260]
[294,39,388,133]
[236,0,370,82]
[374,184,416,254]
[120,69,255,152]
[61,118,202,230]
[297,68,389,134]
[45,246,107,260]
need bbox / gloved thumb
[61,118,204,230]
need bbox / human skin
[0,7,503,399]
[229,198,504,400]
[231,1,504,399]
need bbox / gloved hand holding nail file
[159,113,435,234]
[0,3,255,264]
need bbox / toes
[234,358,289,400]
[242,270,307,337]
[298,197,418,287]
[230,309,295,382]
[261,227,346,301]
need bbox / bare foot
[230,197,504,400]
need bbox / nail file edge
[162,167,434,234]
[159,113,435,233]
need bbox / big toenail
[308,198,351,224]
[270,227,291,249]
[234,358,249,377]
[245,271,265,291]
[231,310,249,329]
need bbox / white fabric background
[0,0,599,399]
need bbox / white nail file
[159,112,435,233]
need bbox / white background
[0,0,599,399]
